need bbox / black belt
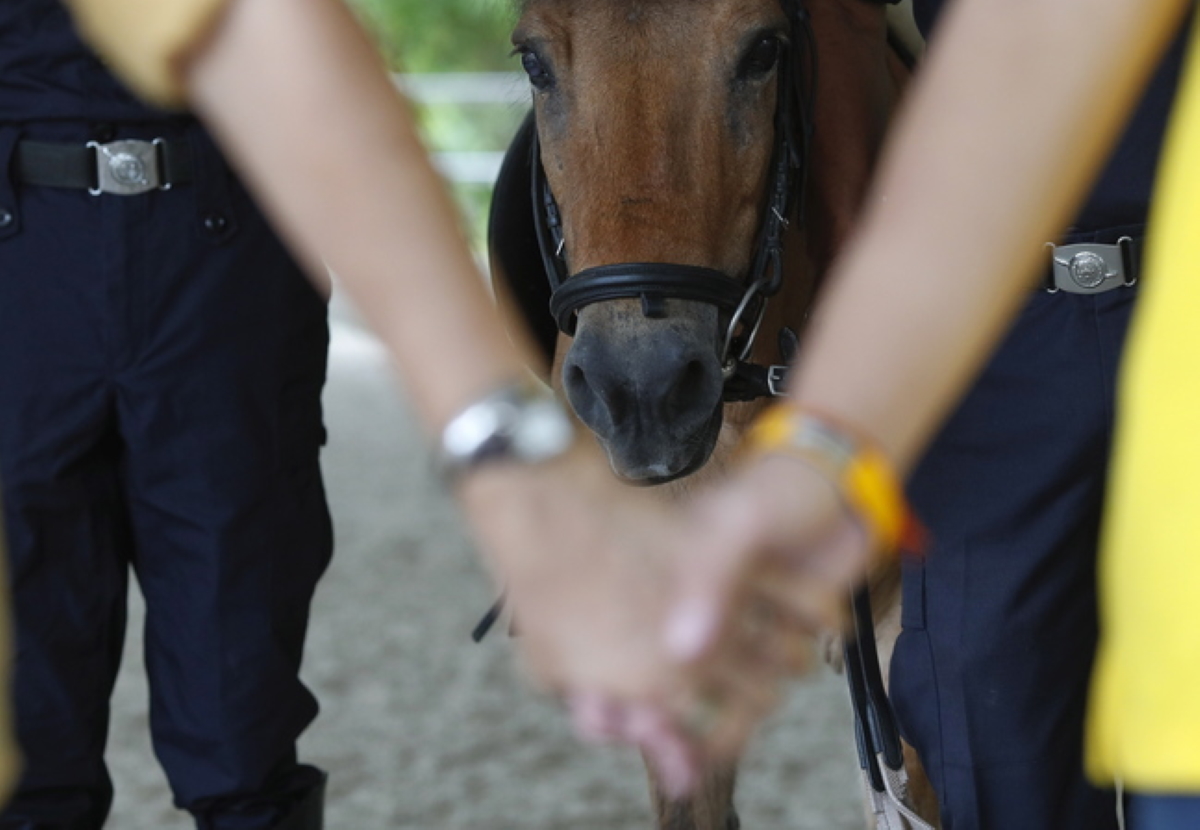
[14,138,192,195]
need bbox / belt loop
[188,123,239,245]
[0,126,21,240]
[1042,242,1059,293]
[153,137,170,192]
[1119,236,1138,286]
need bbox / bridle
[531,0,817,402]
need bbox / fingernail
[665,600,717,661]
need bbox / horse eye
[520,49,554,91]
[740,36,782,79]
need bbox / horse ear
[488,111,559,375]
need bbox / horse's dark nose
[562,325,725,480]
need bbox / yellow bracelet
[743,404,925,557]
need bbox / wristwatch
[439,378,576,481]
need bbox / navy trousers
[890,230,1142,830]
[1130,795,1200,829]
[0,121,331,829]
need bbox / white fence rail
[395,72,528,105]
[395,72,528,185]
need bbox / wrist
[455,438,607,579]
[741,403,924,557]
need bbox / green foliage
[346,0,517,71]
[343,0,530,254]
[419,102,527,153]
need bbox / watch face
[512,399,575,461]
[442,404,504,460]
[441,381,575,478]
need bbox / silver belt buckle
[86,139,166,196]
[1047,238,1135,294]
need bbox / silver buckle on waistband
[1046,237,1136,294]
[86,139,167,196]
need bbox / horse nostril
[564,362,628,430]
[564,363,587,402]
[662,359,715,421]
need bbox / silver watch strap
[439,378,575,480]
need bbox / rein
[531,0,817,402]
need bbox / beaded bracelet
[743,404,925,556]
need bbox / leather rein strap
[531,0,816,401]
[845,586,938,828]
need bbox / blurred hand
[652,454,875,766]
[458,443,682,697]
[455,443,801,794]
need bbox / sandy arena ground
[104,295,866,829]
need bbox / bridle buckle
[766,365,787,396]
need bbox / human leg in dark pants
[0,122,331,829]
[890,278,1135,830]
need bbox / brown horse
[488,1,936,827]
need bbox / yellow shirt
[1087,16,1200,790]
[64,0,232,108]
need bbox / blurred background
[103,1,866,827]
[352,0,528,252]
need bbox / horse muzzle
[560,291,727,483]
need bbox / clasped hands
[466,449,873,797]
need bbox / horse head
[503,0,816,484]
[488,2,927,827]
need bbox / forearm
[184,0,535,431]
[790,0,1187,472]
